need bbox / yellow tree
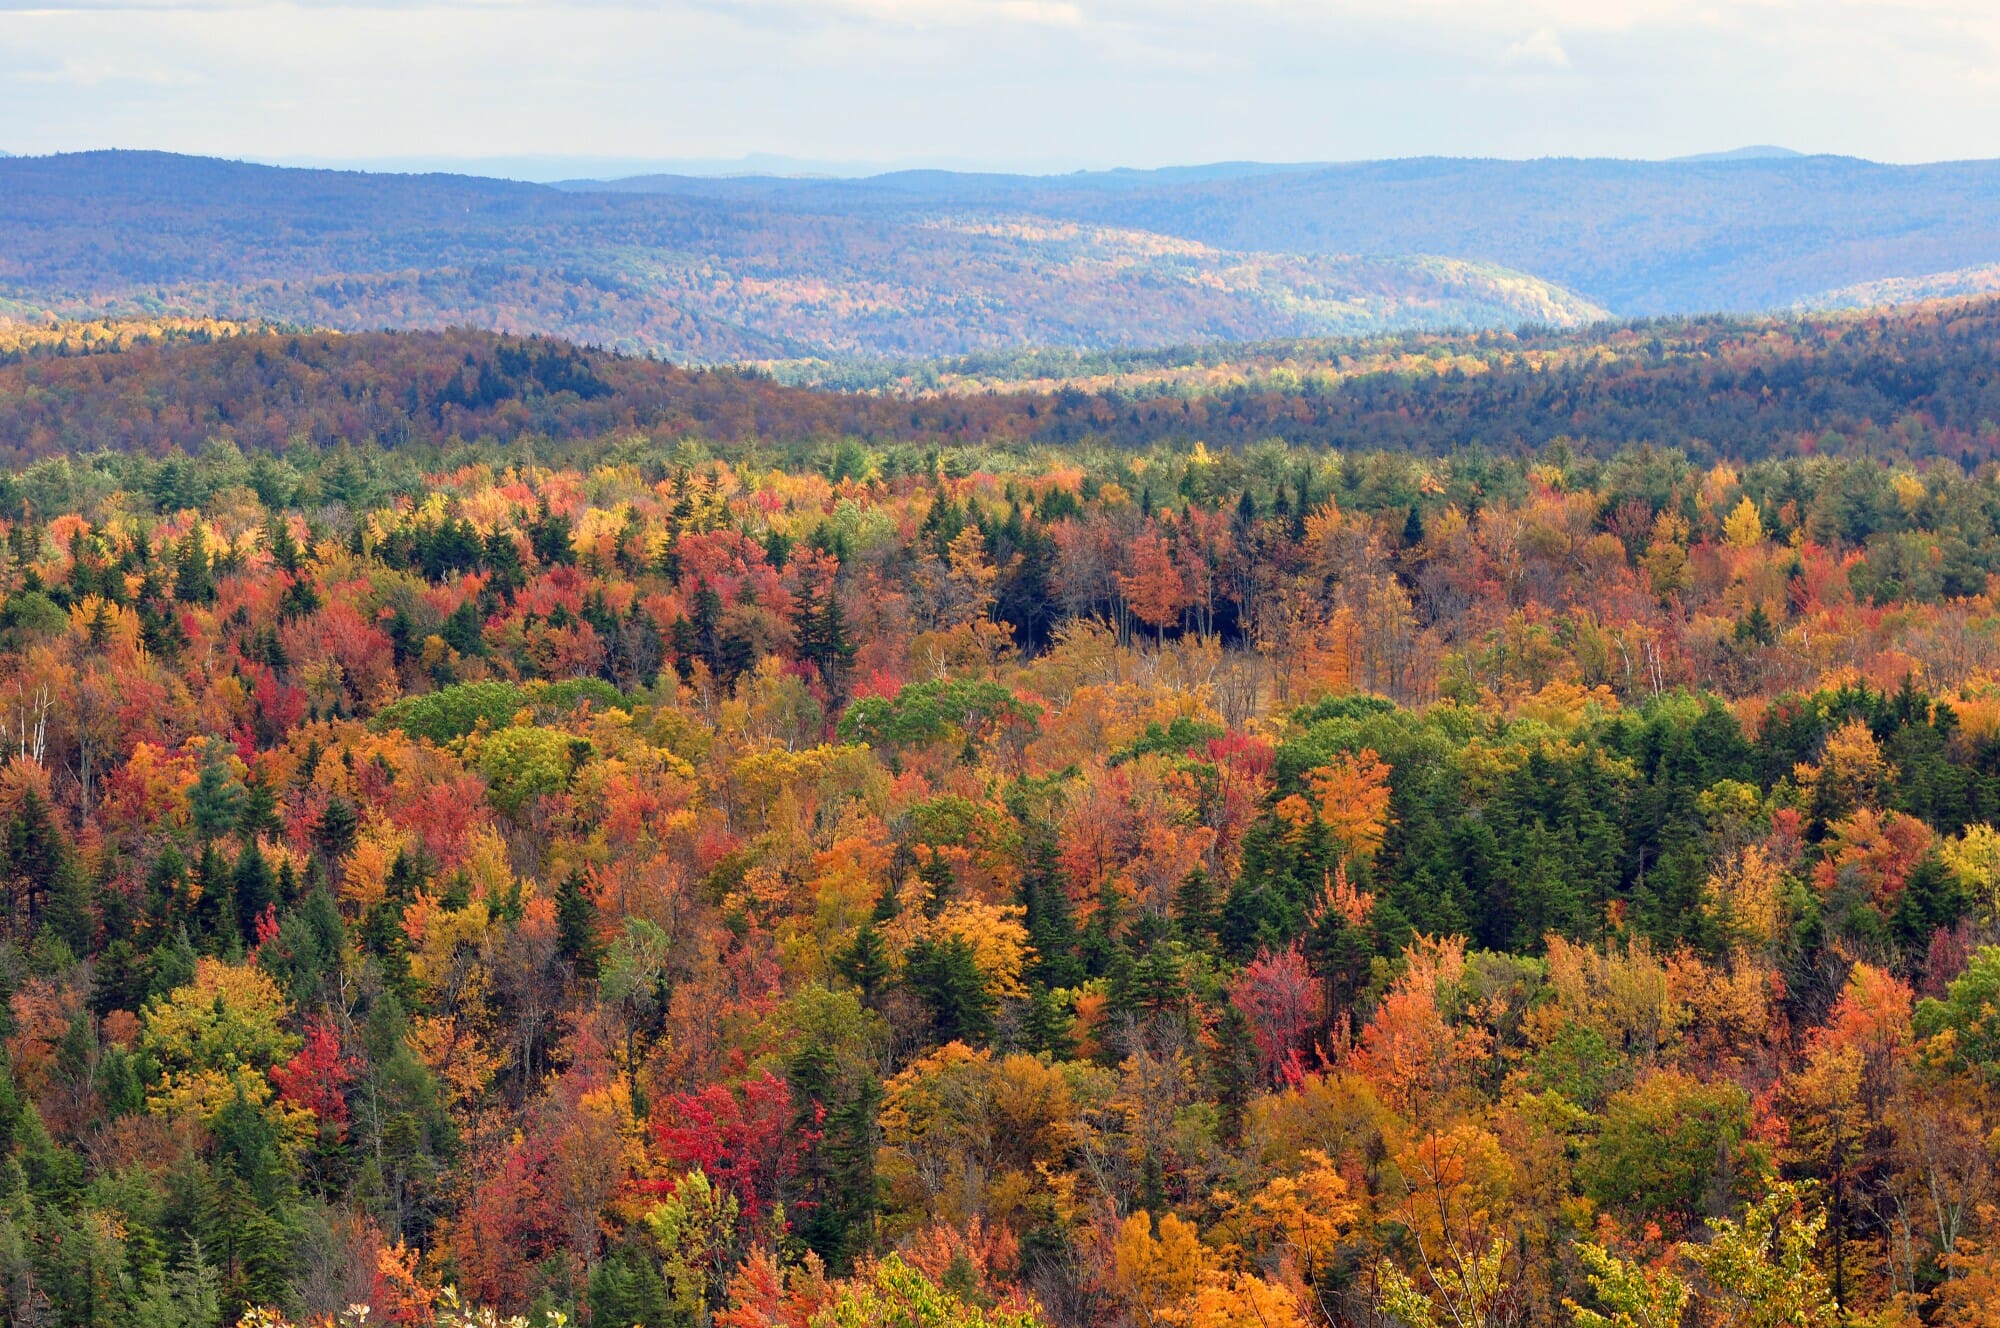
[1681,1182,1840,1328]
[140,958,302,1125]
[1112,1211,1212,1328]
[1241,1148,1359,1286]
[1564,1242,1689,1328]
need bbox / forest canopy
[4,299,2000,468]
[1,313,1999,1328]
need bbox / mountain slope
[0,152,1601,361]
[592,155,2000,315]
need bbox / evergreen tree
[89,939,150,1019]
[1172,868,1220,952]
[1017,835,1083,989]
[901,936,995,1044]
[235,773,279,844]
[1018,985,1076,1059]
[190,841,233,950]
[441,597,486,657]
[40,854,94,958]
[588,1245,670,1328]
[267,518,301,574]
[144,843,190,933]
[555,871,602,981]
[172,527,215,604]
[1735,601,1777,646]
[313,796,359,868]
[231,843,275,946]
[834,923,892,1008]
[786,992,880,1273]
[4,785,67,932]
[1211,1004,1257,1144]
[1105,912,1190,1026]
[188,744,244,845]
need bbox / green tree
[1564,1241,1689,1328]
[785,986,883,1272]
[1580,1072,1751,1229]
[555,870,602,981]
[188,745,244,845]
[1914,944,2000,1084]
[902,936,996,1045]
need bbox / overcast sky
[5,0,2000,173]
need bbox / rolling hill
[589,154,2000,316]
[8,150,2000,363]
[0,152,1602,362]
[6,298,2000,466]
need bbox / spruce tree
[189,744,245,844]
[173,527,215,604]
[555,870,602,980]
[835,922,892,1008]
[232,843,275,945]
[314,795,359,867]
[235,772,280,843]
[902,936,995,1044]
[1019,985,1076,1059]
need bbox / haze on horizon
[5,0,2000,173]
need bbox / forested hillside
[14,150,2000,363]
[0,153,1599,361]
[5,300,2000,466]
[2,310,2000,1328]
[574,154,2000,314]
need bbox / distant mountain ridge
[0,151,1604,361]
[4,150,2000,360]
[584,154,2000,315]
[1669,145,1805,162]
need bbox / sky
[5,0,2000,174]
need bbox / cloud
[5,0,2000,166]
[744,0,1086,27]
[1500,24,1568,66]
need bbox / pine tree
[786,994,880,1273]
[588,1246,671,1328]
[1173,868,1220,952]
[1106,913,1189,1025]
[1019,846,1083,988]
[40,854,94,958]
[1735,601,1776,646]
[688,581,723,677]
[313,795,358,868]
[4,785,66,930]
[232,843,275,946]
[267,518,301,574]
[1019,984,1076,1059]
[145,843,189,932]
[189,743,245,844]
[89,939,150,1018]
[1211,1004,1257,1143]
[555,870,602,980]
[173,527,215,604]
[235,772,279,843]
[795,574,858,696]
[442,597,486,657]
[902,936,995,1044]
[190,841,232,949]
[835,923,892,1008]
